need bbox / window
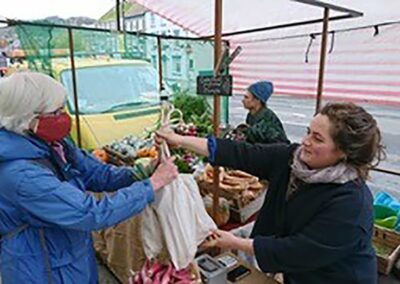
[189,59,194,70]
[60,65,159,114]
[175,40,180,48]
[172,56,181,73]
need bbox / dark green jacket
[245,106,289,144]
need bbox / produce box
[198,179,267,209]
[197,164,268,224]
[102,135,158,167]
[230,190,266,223]
[103,145,136,166]
[202,194,231,227]
[373,225,400,275]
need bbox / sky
[0,0,116,20]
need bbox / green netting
[15,23,155,77]
[15,22,229,124]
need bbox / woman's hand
[155,128,209,157]
[149,156,178,191]
[212,230,241,249]
[155,128,183,149]
[202,229,255,255]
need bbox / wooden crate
[373,225,400,275]
[197,179,267,207]
[197,179,267,224]
[103,145,136,166]
[229,190,266,224]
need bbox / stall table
[218,252,279,284]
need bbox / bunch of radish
[130,260,197,284]
[174,123,198,137]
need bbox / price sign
[196,75,232,96]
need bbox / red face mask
[35,113,72,143]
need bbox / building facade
[97,4,213,92]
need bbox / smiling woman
[319,103,385,179]
[300,114,346,170]
[156,101,385,284]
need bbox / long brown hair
[320,102,385,180]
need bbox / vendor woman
[240,80,289,144]
[157,102,383,284]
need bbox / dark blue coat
[211,139,377,284]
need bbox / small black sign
[196,75,232,96]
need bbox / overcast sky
[1,0,116,20]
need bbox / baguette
[227,170,254,179]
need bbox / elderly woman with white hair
[0,72,178,283]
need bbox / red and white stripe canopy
[131,0,400,105]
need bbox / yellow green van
[52,57,161,150]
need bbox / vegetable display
[98,95,212,173]
[130,260,199,284]
[108,136,155,159]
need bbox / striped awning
[230,23,400,106]
[130,0,400,105]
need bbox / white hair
[0,71,67,134]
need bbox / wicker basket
[373,225,400,275]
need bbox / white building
[97,3,212,92]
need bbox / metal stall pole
[121,0,126,32]
[116,0,121,32]
[315,8,330,114]
[122,0,127,54]
[68,28,82,148]
[157,36,164,92]
[212,0,223,220]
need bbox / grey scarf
[286,147,359,199]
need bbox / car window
[60,64,159,114]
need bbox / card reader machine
[196,254,227,284]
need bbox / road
[229,94,400,199]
